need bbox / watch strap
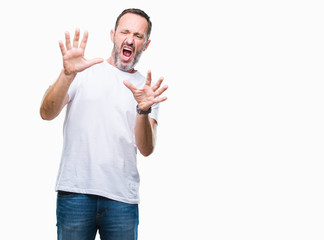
[136,105,151,114]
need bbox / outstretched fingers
[79,31,89,50]
[85,58,104,69]
[152,76,168,101]
[62,29,86,52]
[59,41,66,56]
[123,80,137,94]
[154,84,168,98]
[152,76,164,92]
[73,28,80,48]
[155,95,168,104]
[65,31,71,50]
[146,70,152,86]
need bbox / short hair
[114,8,152,40]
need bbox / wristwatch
[136,105,151,115]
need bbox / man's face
[111,13,151,72]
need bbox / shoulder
[74,62,113,81]
[84,62,108,74]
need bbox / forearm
[40,70,75,120]
[135,114,156,157]
[123,70,167,156]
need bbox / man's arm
[40,29,103,120]
[40,71,74,120]
[124,71,168,156]
[134,115,157,157]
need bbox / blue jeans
[56,191,139,240]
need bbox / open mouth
[122,45,134,60]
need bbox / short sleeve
[67,73,83,103]
[149,102,160,124]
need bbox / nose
[125,35,135,45]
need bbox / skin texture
[40,13,168,156]
[108,13,151,73]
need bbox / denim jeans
[56,191,139,240]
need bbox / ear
[110,29,115,42]
[144,39,151,51]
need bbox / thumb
[85,58,104,68]
[123,80,136,94]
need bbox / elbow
[40,107,55,121]
[40,109,47,120]
[141,151,153,157]
[139,146,154,157]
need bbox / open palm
[59,29,103,76]
[123,70,168,111]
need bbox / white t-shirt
[55,61,159,204]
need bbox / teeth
[123,46,133,52]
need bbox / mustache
[121,43,135,51]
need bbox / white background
[0,0,323,239]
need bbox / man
[40,8,167,240]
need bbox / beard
[113,41,145,72]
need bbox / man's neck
[107,56,136,73]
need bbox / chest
[70,69,144,128]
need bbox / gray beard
[113,43,144,72]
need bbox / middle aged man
[40,8,167,240]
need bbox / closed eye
[121,30,129,35]
[135,34,144,39]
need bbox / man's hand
[123,70,168,111]
[124,70,168,156]
[59,29,103,76]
